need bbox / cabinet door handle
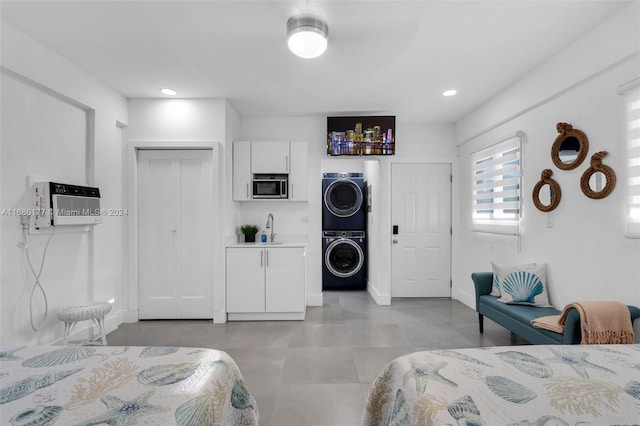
[285,155,289,172]
[246,183,249,199]
[291,184,294,199]
[266,250,269,267]
[260,250,263,267]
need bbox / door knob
[393,239,398,244]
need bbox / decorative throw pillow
[490,262,536,297]
[490,262,503,296]
[497,263,551,307]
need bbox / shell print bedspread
[362,344,640,425]
[0,345,258,426]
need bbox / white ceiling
[0,0,633,122]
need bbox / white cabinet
[226,246,306,320]
[265,247,306,312]
[232,141,251,201]
[232,141,308,201]
[251,141,290,174]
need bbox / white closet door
[138,149,213,319]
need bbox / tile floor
[106,291,527,426]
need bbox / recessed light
[442,89,457,97]
[160,88,177,96]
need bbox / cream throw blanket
[531,301,635,344]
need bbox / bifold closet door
[138,149,213,319]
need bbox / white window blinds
[471,134,522,235]
[622,81,640,238]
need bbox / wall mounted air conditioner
[34,181,102,228]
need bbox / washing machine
[322,172,367,230]
[322,230,366,290]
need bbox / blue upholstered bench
[472,272,640,344]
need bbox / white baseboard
[453,288,475,310]
[306,293,323,306]
[228,312,305,321]
[367,282,391,305]
[213,311,227,324]
[121,309,139,323]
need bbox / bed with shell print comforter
[0,345,258,426]
[362,344,640,425]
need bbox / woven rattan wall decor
[532,169,561,212]
[551,122,589,170]
[580,151,616,199]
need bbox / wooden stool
[57,302,112,345]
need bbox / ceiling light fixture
[442,89,457,97]
[287,14,328,59]
[160,88,177,96]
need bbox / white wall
[453,2,640,310]
[126,98,237,323]
[363,159,382,300]
[239,117,456,305]
[0,21,127,345]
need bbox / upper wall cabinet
[233,141,308,201]
[252,141,290,174]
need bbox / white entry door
[391,163,451,297]
[138,149,213,319]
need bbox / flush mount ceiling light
[160,88,177,96]
[287,14,328,59]
[442,89,457,97]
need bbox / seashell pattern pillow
[490,262,536,297]
[495,263,551,307]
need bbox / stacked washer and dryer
[322,172,367,290]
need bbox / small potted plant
[240,224,259,243]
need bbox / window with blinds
[623,82,640,238]
[471,134,522,235]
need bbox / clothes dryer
[322,172,366,230]
[322,230,366,290]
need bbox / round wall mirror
[580,151,616,199]
[538,184,553,205]
[551,122,589,170]
[532,169,561,212]
[588,171,607,193]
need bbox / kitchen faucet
[266,213,275,243]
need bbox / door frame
[390,161,452,298]
[125,141,224,323]
[375,157,458,305]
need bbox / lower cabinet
[226,246,306,320]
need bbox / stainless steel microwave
[252,174,288,199]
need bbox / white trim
[127,140,223,322]
[618,77,640,95]
[387,157,457,300]
[228,312,305,321]
[452,287,475,311]
[367,280,391,306]
[306,293,323,306]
